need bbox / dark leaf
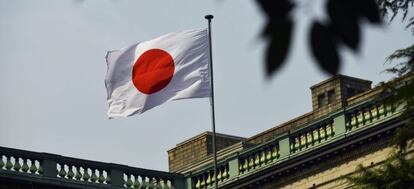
[265,21,293,77]
[357,0,382,24]
[327,0,361,50]
[330,21,361,51]
[327,0,381,24]
[256,0,295,77]
[310,22,340,75]
[256,0,294,20]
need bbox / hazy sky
[1,0,413,171]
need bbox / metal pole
[205,14,218,189]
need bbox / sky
[0,0,413,171]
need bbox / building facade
[1,74,412,189]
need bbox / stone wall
[247,75,372,145]
[168,132,245,172]
[258,140,413,189]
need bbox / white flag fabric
[105,29,211,118]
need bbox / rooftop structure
[1,74,412,189]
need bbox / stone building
[1,74,413,189]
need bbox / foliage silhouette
[256,0,294,77]
[255,0,381,76]
[344,1,414,188]
[255,0,414,187]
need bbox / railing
[290,119,334,153]
[345,100,395,131]
[0,96,404,189]
[0,149,43,176]
[186,96,403,189]
[192,163,230,189]
[0,147,185,189]
[238,141,280,174]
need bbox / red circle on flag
[132,49,175,94]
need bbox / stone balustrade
[192,163,230,189]
[238,141,280,174]
[185,96,402,189]
[0,95,403,189]
[0,147,185,189]
[346,99,395,131]
[290,120,334,153]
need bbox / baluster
[106,173,111,184]
[163,179,171,189]
[300,134,306,149]
[248,156,254,169]
[141,177,149,189]
[217,168,222,181]
[5,156,13,170]
[75,166,83,180]
[133,175,141,188]
[319,126,326,140]
[200,175,205,188]
[125,174,133,187]
[132,175,141,188]
[222,166,229,179]
[98,170,106,183]
[378,104,385,116]
[21,158,29,172]
[272,146,278,159]
[326,124,332,139]
[238,159,244,173]
[313,129,319,144]
[260,150,266,164]
[91,169,99,182]
[367,106,373,122]
[82,167,91,181]
[29,159,37,173]
[238,163,243,173]
[307,132,313,146]
[361,109,366,125]
[266,148,272,162]
[195,177,201,189]
[149,177,157,189]
[350,112,357,128]
[294,137,300,151]
[91,169,98,182]
[58,164,67,178]
[206,172,211,185]
[13,157,21,171]
[155,178,163,189]
[356,110,363,126]
[67,165,75,179]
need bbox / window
[318,94,325,108]
[347,87,356,97]
[327,90,335,104]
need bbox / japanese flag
[105,29,211,118]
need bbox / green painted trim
[228,158,239,179]
[333,114,346,135]
[279,136,290,158]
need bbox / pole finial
[204,15,214,20]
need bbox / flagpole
[205,14,218,189]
